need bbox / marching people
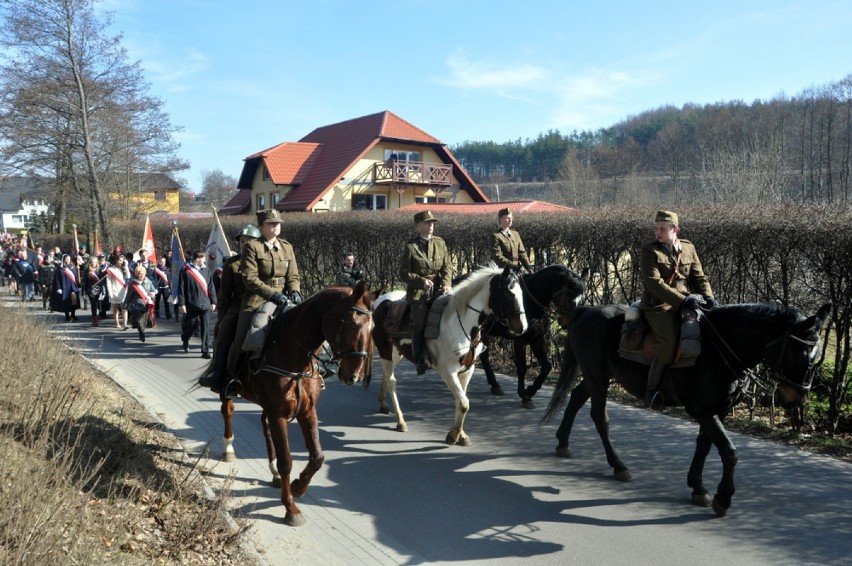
[123,264,157,343]
[491,207,533,272]
[52,254,80,322]
[178,251,217,358]
[224,209,301,398]
[96,253,110,318]
[198,223,260,392]
[105,254,131,330]
[336,251,364,287]
[40,256,56,310]
[153,256,172,320]
[639,210,718,409]
[82,257,104,326]
[13,250,36,302]
[399,210,453,375]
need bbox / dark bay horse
[371,265,527,445]
[543,302,830,517]
[479,265,585,407]
[219,281,378,527]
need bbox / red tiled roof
[219,188,251,215]
[231,111,487,213]
[397,200,576,215]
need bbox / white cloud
[440,52,548,92]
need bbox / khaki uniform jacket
[240,237,300,312]
[640,239,713,312]
[399,235,453,303]
[217,255,244,315]
[491,229,532,269]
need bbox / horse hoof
[712,497,729,518]
[222,452,236,463]
[490,385,504,396]
[284,512,306,527]
[692,492,712,507]
[521,398,535,410]
[395,422,408,432]
[271,477,281,489]
[379,406,390,415]
[613,469,632,482]
[554,447,572,458]
[457,436,472,447]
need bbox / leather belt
[267,277,283,288]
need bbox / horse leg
[442,368,472,446]
[687,426,713,507]
[260,411,281,487]
[523,333,552,403]
[379,352,407,432]
[514,341,534,409]
[588,393,631,482]
[479,343,504,395]
[693,414,738,517]
[268,415,303,527]
[555,380,590,458]
[291,407,325,500]
[221,399,236,462]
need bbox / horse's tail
[541,340,580,423]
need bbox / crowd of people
[2,205,716,411]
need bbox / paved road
[30,303,852,566]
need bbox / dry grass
[0,302,255,565]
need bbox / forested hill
[451,73,852,208]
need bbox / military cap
[257,209,283,224]
[413,210,438,223]
[655,210,679,225]
[497,207,512,218]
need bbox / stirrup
[644,390,664,410]
[222,378,242,400]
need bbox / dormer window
[262,165,270,181]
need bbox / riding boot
[199,347,229,393]
[412,332,430,375]
[644,357,670,410]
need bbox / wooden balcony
[373,160,453,186]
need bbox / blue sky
[105,0,852,193]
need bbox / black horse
[543,301,831,517]
[479,265,585,408]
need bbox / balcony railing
[373,160,453,186]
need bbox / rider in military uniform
[224,209,301,397]
[639,210,717,409]
[198,223,261,393]
[398,210,453,375]
[491,207,533,271]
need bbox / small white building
[0,177,50,234]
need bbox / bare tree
[199,169,238,209]
[0,0,183,239]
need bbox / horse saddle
[383,295,451,340]
[618,302,701,369]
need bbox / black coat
[177,264,216,311]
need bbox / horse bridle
[487,271,526,327]
[323,304,373,364]
[763,329,823,393]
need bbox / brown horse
[218,281,378,527]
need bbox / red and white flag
[140,215,157,264]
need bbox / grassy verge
[0,302,254,565]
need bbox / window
[384,149,421,162]
[11,214,28,224]
[351,194,387,210]
[154,189,166,201]
[415,196,447,204]
[262,165,270,181]
[271,192,280,206]
[256,194,266,210]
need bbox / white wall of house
[0,200,49,233]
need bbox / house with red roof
[220,111,489,215]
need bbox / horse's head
[323,280,377,386]
[553,268,586,328]
[765,303,831,428]
[489,267,528,337]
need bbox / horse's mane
[266,286,353,340]
[450,265,502,307]
[709,302,803,329]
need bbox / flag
[169,223,185,304]
[140,215,158,264]
[71,224,80,256]
[94,229,103,257]
[205,208,232,277]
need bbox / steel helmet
[234,223,261,241]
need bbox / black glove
[288,291,303,305]
[270,292,289,306]
[681,294,704,311]
[703,296,720,309]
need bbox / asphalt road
[31,303,852,566]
